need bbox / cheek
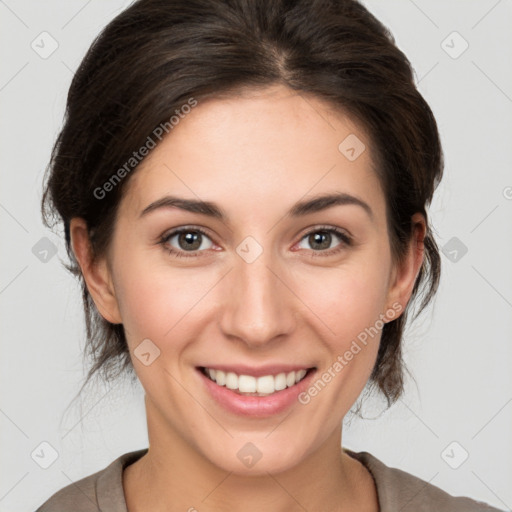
[112,252,216,348]
[114,270,169,341]
[298,259,391,341]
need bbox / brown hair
[41,0,443,407]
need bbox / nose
[218,245,297,348]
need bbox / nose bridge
[219,238,296,346]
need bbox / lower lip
[197,367,317,417]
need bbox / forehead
[119,84,386,222]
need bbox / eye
[159,227,215,258]
[159,225,352,259]
[295,226,352,256]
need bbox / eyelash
[158,225,353,259]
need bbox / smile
[200,367,312,396]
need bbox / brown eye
[296,226,352,256]
[160,227,214,258]
[175,231,203,251]
[308,231,333,251]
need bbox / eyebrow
[139,191,374,222]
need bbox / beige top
[35,448,503,511]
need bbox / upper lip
[198,364,315,378]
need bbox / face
[73,84,422,475]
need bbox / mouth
[199,366,316,396]
[197,364,318,417]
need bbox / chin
[199,435,311,476]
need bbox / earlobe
[69,217,122,324]
[385,213,426,318]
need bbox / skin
[70,84,425,512]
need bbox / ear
[385,212,426,317]
[69,217,122,324]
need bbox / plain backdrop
[1,1,511,511]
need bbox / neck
[123,399,378,512]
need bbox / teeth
[203,367,309,395]
[295,369,307,383]
[238,375,256,393]
[274,373,287,391]
[256,375,275,394]
[225,372,238,390]
[215,370,225,386]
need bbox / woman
[36,0,504,510]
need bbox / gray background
[1,1,511,510]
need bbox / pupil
[311,232,331,250]
[180,232,201,250]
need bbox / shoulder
[35,449,148,512]
[345,449,505,512]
